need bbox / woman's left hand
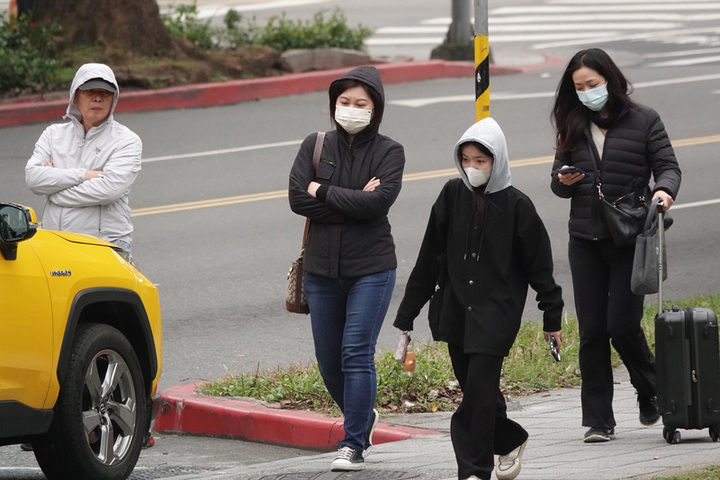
[308,181,321,198]
[363,177,380,192]
[544,330,563,352]
[652,190,674,210]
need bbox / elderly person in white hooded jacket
[25,63,141,261]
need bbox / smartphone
[557,165,588,176]
[550,335,561,362]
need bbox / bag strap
[643,198,661,232]
[302,132,325,247]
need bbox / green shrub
[0,14,62,91]
[161,4,373,53]
[161,3,217,50]
[253,8,373,52]
[220,9,255,49]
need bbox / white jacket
[25,63,142,248]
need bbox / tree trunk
[32,0,174,56]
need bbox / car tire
[33,323,147,480]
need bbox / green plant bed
[200,294,720,417]
[1,4,372,98]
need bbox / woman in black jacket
[550,48,681,443]
[394,117,564,480]
[288,66,405,472]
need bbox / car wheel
[33,323,147,480]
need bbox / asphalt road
[1,0,720,476]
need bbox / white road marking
[672,199,720,210]
[388,73,720,108]
[647,55,720,67]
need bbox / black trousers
[569,236,656,428]
[448,344,528,480]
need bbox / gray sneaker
[331,446,364,471]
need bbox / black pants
[448,345,528,480]
[569,236,656,428]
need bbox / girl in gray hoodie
[394,117,564,480]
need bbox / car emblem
[50,270,72,276]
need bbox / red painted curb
[154,382,444,451]
[0,61,521,128]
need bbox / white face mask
[464,167,492,187]
[335,105,372,134]
[576,83,609,112]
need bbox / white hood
[453,117,512,194]
[65,63,120,122]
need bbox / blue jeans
[304,269,396,451]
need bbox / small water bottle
[404,344,416,376]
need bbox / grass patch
[653,465,720,480]
[199,293,720,416]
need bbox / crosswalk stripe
[493,4,720,14]
[534,25,720,49]
[647,55,720,67]
[377,23,680,35]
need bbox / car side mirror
[0,203,38,260]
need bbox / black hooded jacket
[393,118,563,356]
[288,67,405,278]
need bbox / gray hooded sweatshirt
[25,63,141,249]
[394,118,563,355]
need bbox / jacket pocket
[316,159,336,180]
[428,253,447,338]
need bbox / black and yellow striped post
[474,0,490,120]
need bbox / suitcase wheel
[710,427,720,442]
[663,427,681,444]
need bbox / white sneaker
[330,446,365,471]
[495,438,528,480]
[461,476,481,480]
[363,409,380,456]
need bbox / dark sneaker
[331,446,364,471]
[639,395,661,426]
[495,438,528,480]
[363,409,380,456]
[20,443,33,452]
[583,427,615,443]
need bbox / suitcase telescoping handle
[657,200,665,316]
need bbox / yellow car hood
[47,231,119,249]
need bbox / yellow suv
[0,203,162,480]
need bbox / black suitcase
[653,203,720,444]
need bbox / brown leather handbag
[286,132,324,314]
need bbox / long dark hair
[328,79,384,133]
[551,48,636,153]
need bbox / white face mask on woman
[576,83,609,112]
[464,166,492,187]
[335,105,372,134]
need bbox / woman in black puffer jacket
[550,48,681,443]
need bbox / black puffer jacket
[550,104,681,241]
[288,68,405,278]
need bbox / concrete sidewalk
[154,365,720,480]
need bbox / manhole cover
[246,471,421,480]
